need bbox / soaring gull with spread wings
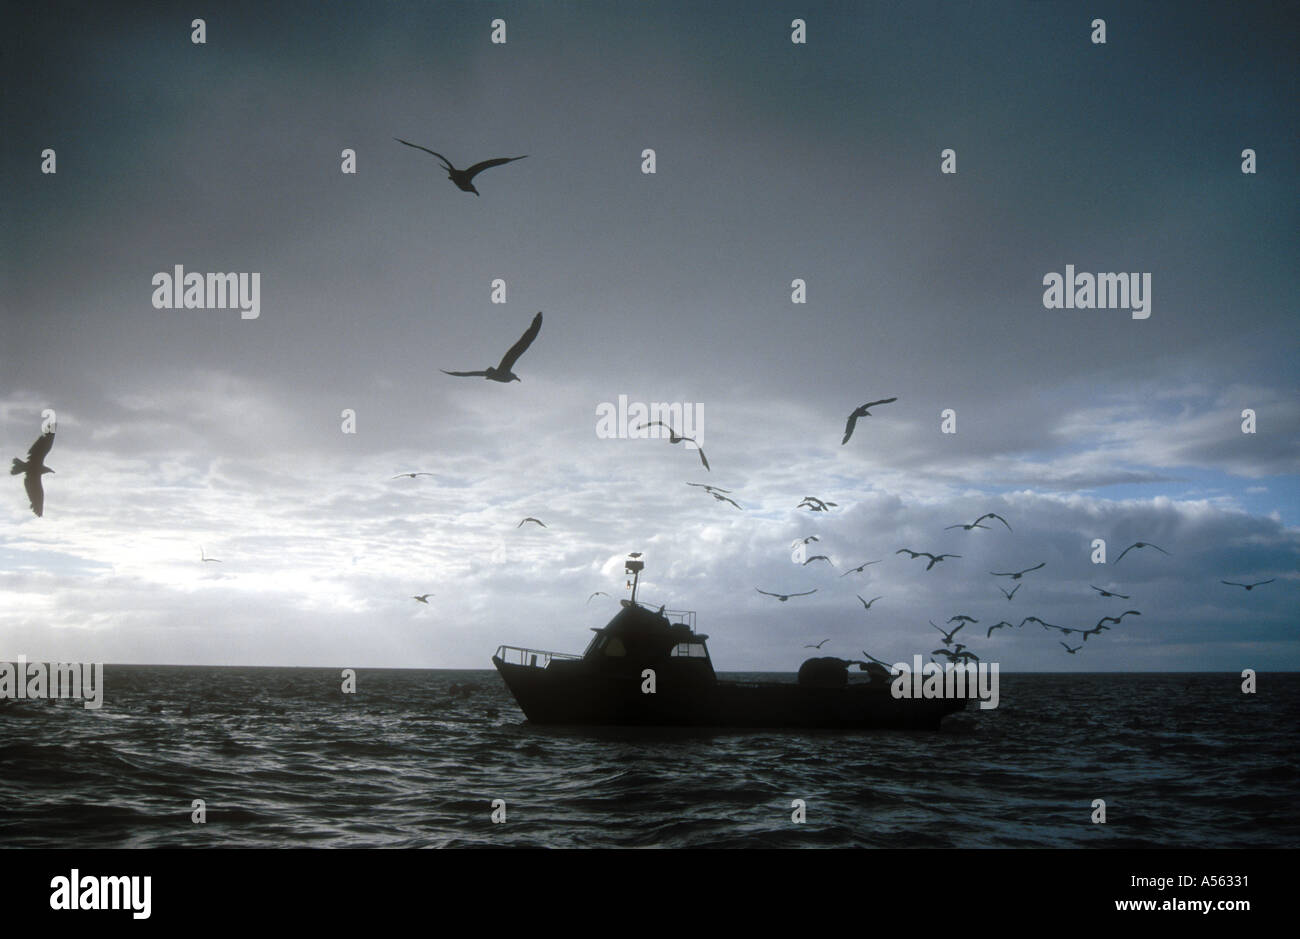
[443,312,542,382]
[394,139,527,195]
[11,430,54,517]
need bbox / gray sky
[2,0,1297,670]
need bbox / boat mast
[625,555,644,604]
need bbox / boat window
[604,637,627,657]
[671,642,707,658]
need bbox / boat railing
[494,645,583,669]
[626,600,696,630]
[661,608,696,629]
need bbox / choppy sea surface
[1,667,1296,848]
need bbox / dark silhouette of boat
[492,558,966,730]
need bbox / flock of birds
[7,140,1282,673]
[739,491,1276,667]
[764,512,1189,665]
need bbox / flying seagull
[756,588,817,602]
[947,615,979,625]
[798,496,837,512]
[442,312,542,382]
[1090,585,1131,599]
[1097,610,1141,626]
[392,472,435,479]
[707,490,742,509]
[412,594,434,603]
[991,562,1046,580]
[636,422,710,471]
[1018,616,1061,631]
[586,591,609,603]
[933,647,979,664]
[802,555,835,567]
[804,639,830,650]
[393,139,527,195]
[200,546,221,563]
[999,584,1022,600]
[860,650,898,671]
[518,517,546,528]
[11,430,54,517]
[841,397,898,445]
[1114,541,1170,564]
[947,512,1013,532]
[793,535,821,545]
[628,552,643,558]
[930,620,965,645]
[986,620,1016,638]
[1060,641,1081,655]
[897,549,961,571]
[841,559,882,576]
[856,595,882,610]
[1040,623,1081,636]
[687,483,731,494]
[1221,579,1275,591]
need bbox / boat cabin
[580,600,716,681]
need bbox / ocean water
[1,667,1296,848]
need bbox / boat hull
[492,658,966,730]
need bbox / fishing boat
[492,557,966,729]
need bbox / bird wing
[841,411,859,445]
[1149,543,1170,554]
[696,446,710,471]
[790,589,817,597]
[1257,579,1275,586]
[463,155,527,180]
[756,589,779,597]
[1220,580,1244,587]
[1114,544,1137,562]
[24,472,44,517]
[1021,562,1045,574]
[393,138,453,170]
[496,312,542,372]
[441,369,489,377]
[977,513,1012,531]
[28,432,54,462]
[864,397,897,409]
